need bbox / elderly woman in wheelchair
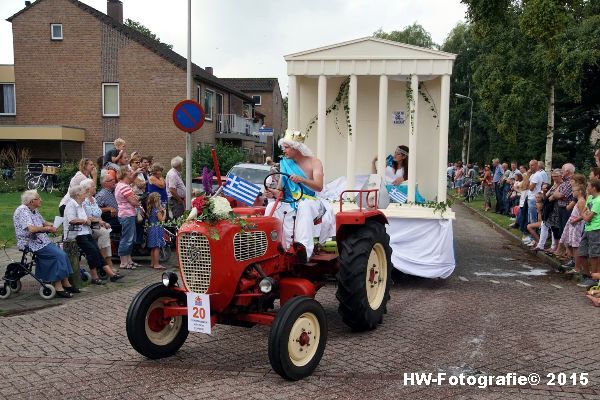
[11,190,78,298]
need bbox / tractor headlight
[162,272,178,287]
[259,277,276,294]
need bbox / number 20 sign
[187,292,211,335]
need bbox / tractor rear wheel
[126,283,188,359]
[268,296,327,381]
[336,220,392,331]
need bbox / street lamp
[455,93,473,165]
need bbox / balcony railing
[216,114,266,143]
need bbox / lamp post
[455,93,473,165]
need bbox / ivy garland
[305,75,439,137]
[405,79,415,134]
[305,76,353,136]
[418,83,439,128]
[406,77,440,131]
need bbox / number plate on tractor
[186,292,211,334]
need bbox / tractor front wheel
[336,220,392,331]
[268,296,327,381]
[126,283,188,359]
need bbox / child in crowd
[578,179,600,290]
[146,192,166,270]
[527,193,544,247]
[562,184,586,273]
[103,138,126,170]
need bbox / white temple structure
[284,37,457,278]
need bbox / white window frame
[204,89,214,121]
[103,141,116,155]
[102,83,120,117]
[252,95,262,106]
[196,84,201,103]
[0,83,16,115]
[51,23,63,40]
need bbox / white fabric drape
[386,218,455,279]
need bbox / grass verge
[0,192,62,246]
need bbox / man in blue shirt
[492,158,504,213]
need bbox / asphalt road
[0,204,599,399]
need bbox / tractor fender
[279,277,316,306]
[335,212,388,251]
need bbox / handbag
[136,206,145,223]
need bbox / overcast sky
[0,0,467,95]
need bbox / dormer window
[51,24,63,40]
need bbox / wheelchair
[0,247,57,300]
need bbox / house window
[0,84,16,115]
[102,83,119,116]
[51,24,63,40]
[196,85,201,103]
[103,142,115,155]
[252,95,261,106]
[204,89,214,121]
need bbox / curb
[456,201,563,270]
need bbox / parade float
[284,37,457,278]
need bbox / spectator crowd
[448,152,600,306]
[13,137,189,297]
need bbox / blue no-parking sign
[173,99,206,133]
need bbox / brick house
[0,0,270,167]
[221,78,287,161]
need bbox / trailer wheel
[336,220,392,331]
[268,296,327,381]
[126,283,188,359]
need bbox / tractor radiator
[177,232,211,294]
[233,231,268,262]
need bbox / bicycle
[26,164,58,193]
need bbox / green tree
[125,18,173,50]
[373,23,437,49]
[192,142,246,177]
[461,0,600,169]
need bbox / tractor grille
[233,231,268,262]
[178,232,211,293]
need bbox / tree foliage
[192,142,246,177]
[125,18,173,50]
[373,23,437,49]
[452,0,600,168]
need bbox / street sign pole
[185,0,192,210]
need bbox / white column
[346,74,358,191]
[407,74,419,202]
[437,75,451,202]
[317,75,327,161]
[377,75,388,179]
[288,75,298,129]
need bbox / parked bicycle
[26,164,59,193]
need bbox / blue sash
[280,158,315,209]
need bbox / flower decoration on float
[188,195,233,224]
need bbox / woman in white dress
[372,145,409,185]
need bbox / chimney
[107,0,123,24]
[25,1,31,6]
[205,67,213,75]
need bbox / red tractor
[126,172,392,380]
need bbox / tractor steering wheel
[263,172,304,204]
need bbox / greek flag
[223,174,261,206]
[389,187,408,204]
